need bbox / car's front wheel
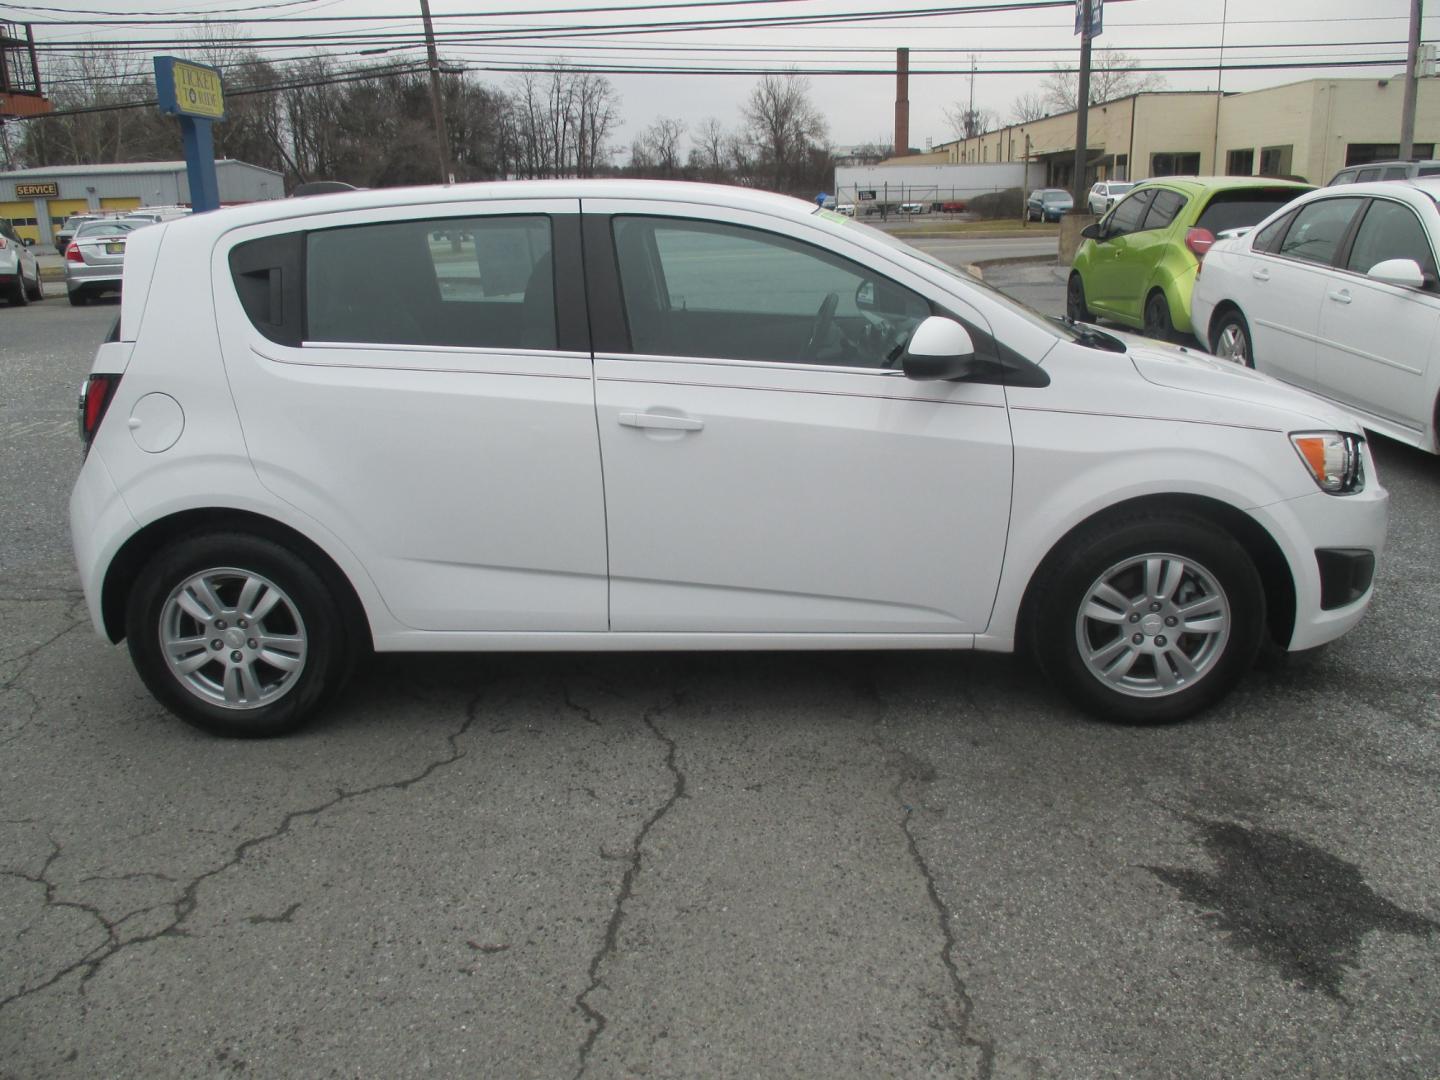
[9,276,28,306]
[125,533,356,737]
[1211,309,1254,368]
[1031,513,1265,723]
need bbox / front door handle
[618,411,704,432]
[1251,268,1271,282]
[1328,288,1352,305]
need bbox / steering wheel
[802,292,840,361]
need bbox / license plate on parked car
[106,242,125,254]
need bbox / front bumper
[1248,466,1389,651]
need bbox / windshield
[76,220,143,237]
[820,209,1105,346]
[1043,192,1071,203]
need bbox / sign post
[153,56,225,213]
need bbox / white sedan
[70,180,1386,736]
[1191,178,1440,454]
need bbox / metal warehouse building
[0,159,282,247]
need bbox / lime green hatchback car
[1068,177,1313,340]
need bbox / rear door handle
[1251,268,1271,282]
[618,411,704,432]
[1328,289,1352,305]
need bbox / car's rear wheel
[1143,290,1173,341]
[125,533,355,737]
[9,276,28,306]
[1031,513,1265,724]
[1211,309,1254,369]
[25,273,43,301]
[1066,273,1093,322]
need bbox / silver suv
[1328,160,1440,185]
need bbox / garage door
[0,200,39,244]
[100,197,141,213]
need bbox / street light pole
[419,0,453,183]
[1400,0,1423,161]
[1071,0,1093,204]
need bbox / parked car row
[1068,172,1440,457]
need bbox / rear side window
[1195,190,1307,234]
[1251,210,1296,254]
[1278,197,1364,265]
[1419,165,1440,176]
[1382,166,1410,180]
[230,232,304,347]
[1141,189,1187,231]
[1356,168,1383,182]
[305,215,555,350]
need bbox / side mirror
[901,316,978,381]
[1081,222,1103,240]
[22,237,35,247]
[1367,257,1426,289]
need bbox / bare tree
[1010,92,1049,124]
[689,116,729,180]
[1043,49,1166,112]
[639,116,686,177]
[943,103,997,140]
[742,72,827,192]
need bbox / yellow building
[942,77,1440,189]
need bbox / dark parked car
[1026,188,1073,222]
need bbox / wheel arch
[1205,299,1244,350]
[1017,492,1296,652]
[100,507,373,648]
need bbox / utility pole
[419,0,452,183]
[1400,0,1423,161]
[1071,0,1094,204]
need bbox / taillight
[66,244,85,263]
[0,236,7,249]
[78,373,122,449]
[1185,228,1216,259]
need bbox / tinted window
[306,215,554,350]
[1142,189,1188,231]
[1197,190,1308,235]
[1420,165,1440,176]
[612,216,930,368]
[1278,198,1363,265]
[76,220,142,237]
[1104,189,1156,238]
[1382,166,1410,180]
[1345,199,1437,278]
[1356,168,1383,182]
[1251,210,1296,254]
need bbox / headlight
[1289,431,1365,494]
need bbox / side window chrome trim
[299,339,591,360]
[594,348,909,377]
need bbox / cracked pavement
[3,278,1439,1078]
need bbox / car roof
[1132,175,1314,194]
[155,179,822,242]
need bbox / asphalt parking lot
[2,277,1438,1078]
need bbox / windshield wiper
[1051,315,1127,353]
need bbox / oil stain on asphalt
[1147,814,1438,1000]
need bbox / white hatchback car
[71,181,1387,737]
[1191,178,1440,454]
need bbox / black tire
[1066,273,1093,322]
[26,274,43,301]
[1030,513,1265,724]
[10,277,28,307]
[1211,308,1255,369]
[125,533,355,737]
[1143,290,1173,342]
[68,290,87,307]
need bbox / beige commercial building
[941,77,1440,188]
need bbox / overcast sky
[11,0,1436,153]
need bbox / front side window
[1345,199,1438,279]
[1141,189,1188,232]
[306,215,554,350]
[612,216,930,368]
[1104,189,1156,239]
[1277,197,1363,266]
